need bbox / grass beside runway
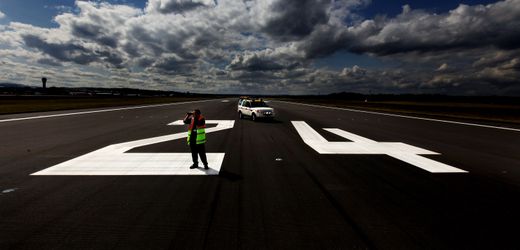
[277,98,520,125]
[0,96,213,115]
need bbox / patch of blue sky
[0,0,71,28]
[240,32,254,37]
[0,0,147,28]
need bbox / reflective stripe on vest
[187,115,206,145]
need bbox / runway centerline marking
[31,120,235,176]
[292,121,467,173]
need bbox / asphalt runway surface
[1,98,519,249]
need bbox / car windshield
[251,101,268,107]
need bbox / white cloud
[436,63,449,71]
[0,0,519,95]
[0,10,6,19]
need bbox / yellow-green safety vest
[187,116,206,145]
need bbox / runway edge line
[0,99,222,123]
[276,100,520,132]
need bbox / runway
[1,98,519,249]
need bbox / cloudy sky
[0,0,519,95]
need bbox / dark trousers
[190,142,208,166]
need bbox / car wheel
[238,111,243,119]
[252,113,257,121]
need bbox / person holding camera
[183,109,209,169]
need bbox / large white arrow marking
[32,120,235,176]
[292,121,467,173]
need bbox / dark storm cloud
[220,0,520,95]
[71,22,98,38]
[2,0,520,95]
[146,0,214,14]
[22,32,127,68]
[299,0,520,58]
[136,57,155,68]
[36,58,63,67]
[473,50,520,69]
[156,2,204,13]
[122,41,141,57]
[71,22,119,48]
[22,34,125,69]
[124,18,220,63]
[98,36,119,48]
[125,25,165,56]
[22,34,97,65]
[96,50,125,67]
[261,0,329,40]
[149,55,197,75]
[352,4,520,55]
[227,54,289,71]
[297,25,353,59]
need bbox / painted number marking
[32,120,235,176]
[292,121,467,173]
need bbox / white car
[238,98,275,121]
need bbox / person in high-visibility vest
[183,109,208,169]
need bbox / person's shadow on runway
[218,169,242,182]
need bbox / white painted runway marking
[31,120,235,176]
[279,101,520,132]
[292,121,467,173]
[0,99,219,123]
[1,188,17,194]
